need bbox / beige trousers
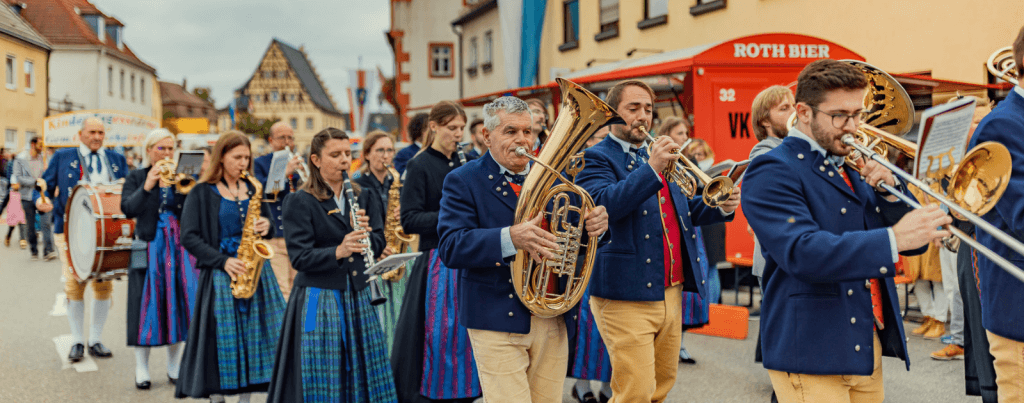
[590,285,683,403]
[55,234,112,301]
[268,237,296,299]
[466,315,568,403]
[767,334,884,403]
[987,330,1024,403]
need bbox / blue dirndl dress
[174,188,286,398]
[126,187,199,346]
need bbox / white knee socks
[600,382,612,399]
[574,379,592,396]
[135,347,151,382]
[237,392,251,403]
[88,299,110,346]
[67,300,85,345]
[167,342,184,379]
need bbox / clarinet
[456,142,471,165]
[342,171,387,306]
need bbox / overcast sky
[94,0,394,111]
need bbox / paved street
[0,237,980,402]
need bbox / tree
[236,112,278,140]
[193,87,215,105]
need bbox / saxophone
[231,171,276,299]
[383,165,415,281]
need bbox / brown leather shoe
[923,322,946,339]
[911,317,934,336]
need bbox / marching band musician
[575,80,740,403]
[254,121,304,299]
[393,113,429,176]
[120,129,198,389]
[267,128,398,402]
[437,96,608,403]
[391,101,481,403]
[353,130,405,352]
[743,59,951,403]
[967,25,1024,403]
[35,117,127,363]
[175,131,286,403]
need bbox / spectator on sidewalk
[12,137,55,260]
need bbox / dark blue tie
[505,172,526,186]
[89,152,100,174]
[630,147,649,164]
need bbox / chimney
[182,78,187,90]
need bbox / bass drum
[64,183,135,282]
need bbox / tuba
[231,171,276,299]
[152,158,196,194]
[987,46,1019,86]
[511,78,622,318]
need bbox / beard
[770,119,789,138]
[612,123,647,144]
[808,118,851,156]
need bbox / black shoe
[571,387,599,403]
[88,343,113,358]
[68,343,85,362]
[135,379,151,390]
[599,393,611,403]
[168,375,177,385]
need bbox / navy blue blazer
[437,152,577,335]
[254,152,301,235]
[575,136,731,302]
[40,147,127,233]
[968,88,1024,342]
[743,135,923,376]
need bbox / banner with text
[43,110,159,147]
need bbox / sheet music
[265,149,291,195]
[175,151,204,177]
[914,97,976,181]
[363,252,422,277]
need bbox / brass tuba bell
[510,78,620,318]
[987,46,1019,86]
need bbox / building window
[690,0,727,16]
[289,93,296,102]
[120,69,125,99]
[107,66,113,95]
[271,90,280,103]
[298,94,303,102]
[483,31,493,69]
[263,70,272,78]
[289,118,297,129]
[640,0,668,29]
[278,71,287,78]
[561,0,580,51]
[429,43,454,78]
[306,117,314,130]
[596,0,619,41]
[5,129,16,150]
[5,56,15,90]
[468,37,478,74]
[140,78,145,103]
[130,73,136,101]
[187,106,193,115]
[23,60,33,93]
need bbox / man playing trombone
[743,59,952,403]
[970,25,1024,403]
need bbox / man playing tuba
[437,96,608,403]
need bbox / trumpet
[987,46,1019,86]
[285,146,311,183]
[152,158,196,194]
[639,126,734,207]
[34,178,51,206]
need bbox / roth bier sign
[733,43,831,59]
[43,110,158,147]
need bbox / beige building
[452,0,508,124]
[0,3,49,152]
[387,0,464,141]
[235,38,347,147]
[540,0,1021,99]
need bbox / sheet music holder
[363,252,422,279]
[265,149,291,195]
[175,151,205,177]
[913,97,976,181]
[706,159,737,177]
[726,159,750,184]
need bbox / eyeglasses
[810,106,867,129]
[154,146,174,151]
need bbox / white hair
[142,128,176,167]
[482,96,532,132]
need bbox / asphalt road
[0,238,979,402]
